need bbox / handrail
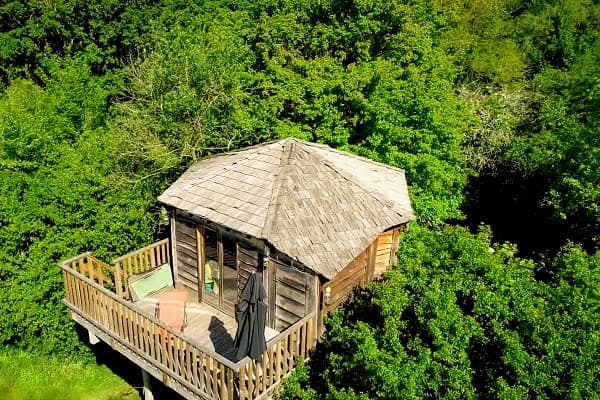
[266,312,316,349]
[113,238,170,264]
[231,311,317,369]
[61,263,239,370]
[63,259,317,371]
[61,247,318,400]
[112,239,171,299]
[60,251,93,267]
[234,310,316,400]
[63,265,239,400]
[61,253,115,289]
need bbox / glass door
[221,235,238,316]
[200,228,238,316]
[202,229,220,310]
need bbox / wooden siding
[175,219,200,296]
[272,258,310,332]
[322,248,368,314]
[373,225,406,277]
[319,224,407,323]
[374,230,393,276]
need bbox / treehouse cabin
[61,138,414,400]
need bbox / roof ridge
[309,144,412,218]
[302,141,408,174]
[261,140,293,237]
[326,158,408,217]
[310,151,406,222]
[182,138,294,174]
[184,141,282,191]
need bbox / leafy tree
[456,0,600,252]
[280,225,600,399]
[112,8,274,178]
[0,61,156,354]
[115,0,473,224]
[531,45,600,250]
[0,0,161,84]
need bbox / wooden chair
[155,289,188,374]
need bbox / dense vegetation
[280,226,599,399]
[0,0,598,398]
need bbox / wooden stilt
[142,369,154,400]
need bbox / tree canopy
[0,0,597,397]
[280,225,600,399]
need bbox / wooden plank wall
[175,219,199,297]
[320,224,408,320]
[373,225,406,277]
[321,249,368,314]
[237,243,261,299]
[271,258,309,332]
[374,230,394,276]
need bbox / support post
[169,210,179,287]
[141,369,154,400]
[88,329,100,345]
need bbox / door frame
[197,226,238,317]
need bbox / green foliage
[115,0,472,223]
[113,8,275,174]
[281,225,600,399]
[531,45,600,248]
[276,359,317,400]
[0,2,597,397]
[247,0,472,223]
[0,0,161,84]
[455,0,600,250]
[0,61,156,354]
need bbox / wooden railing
[61,245,317,400]
[63,252,115,289]
[238,313,315,400]
[113,239,170,299]
[63,262,238,400]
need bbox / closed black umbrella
[234,272,267,361]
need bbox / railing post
[114,262,123,298]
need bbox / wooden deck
[61,241,317,400]
[135,296,279,362]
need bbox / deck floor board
[133,294,277,362]
[133,296,238,361]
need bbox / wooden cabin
[61,138,414,400]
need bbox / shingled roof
[158,138,414,279]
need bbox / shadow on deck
[134,297,278,363]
